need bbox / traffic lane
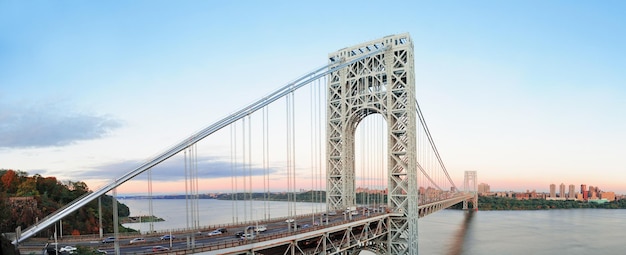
[44,213,370,254]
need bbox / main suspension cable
[415,100,457,190]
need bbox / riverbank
[451,196,626,210]
[120,215,164,224]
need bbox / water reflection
[447,210,475,255]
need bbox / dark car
[235,231,244,238]
[44,244,57,255]
[216,227,227,233]
[101,236,116,243]
[160,235,175,240]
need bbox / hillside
[0,169,132,238]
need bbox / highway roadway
[29,209,376,254]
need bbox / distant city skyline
[478,181,620,201]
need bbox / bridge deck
[31,194,471,255]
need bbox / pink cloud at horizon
[84,174,626,196]
[87,176,324,195]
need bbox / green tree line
[450,196,626,210]
[0,169,132,237]
[214,190,388,205]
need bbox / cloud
[0,101,122,148]
[77,155,278,182]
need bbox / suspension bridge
[10,33,478,255]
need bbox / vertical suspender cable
[184,148,189,230]
[310,78,315,215]
[248,115,253,221]
[360,115,365,206]
[232,123,238,224]
[193,144,200,229]
[230,124,234,224]
[242,117,247,222]
[286,93,292,229]
[364,118,368,207]
[265,107,271,220]
[316,77,321,213]
[194,144,199,229]
[366,116,370,206]
[415,102,456,190]
[378,117,382,203]
[367,117,371,207]
[320,76,325,211]
[262,107,268,220]
[315,78,326,211]
[380,116,385,206]
[291,90,297,218]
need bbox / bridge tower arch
[463,171,478,211]
[326,33,418,254]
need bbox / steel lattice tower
[326,33,417,254]
[463,171,478,211]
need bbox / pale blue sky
[1,1,625,193]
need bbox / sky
[1,1,625,195]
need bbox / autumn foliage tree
[0,169,131,236]
[1,170,19,194]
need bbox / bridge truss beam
[196,214,390,255]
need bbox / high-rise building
[589,186,598,200]
[478,183,490,194]
[581,184,588,201]
[559,183,565,198]
[601,192,616,202]
[568,184,576,199]
[550,184,556,198]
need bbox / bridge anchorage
[10,33,477,255]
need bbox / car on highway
[101,236,116,243]
[285,218,295,223]
[160,235,175,240]
[240,233,255,240]
[59,246,77,254]
[152,246,170,252]
[96,249,107,254]
[235,231,245,238]
[207,230,222,236]
[216,227,228,233]
[246,225,267,232]
[323,211,337,216]
[129,237,146,244]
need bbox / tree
[0,192,10,232]
[1,170,18,193]
[37,176,61,200]
[16,178,39,197]
[69,181,90,194]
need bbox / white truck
[346,206,358,216]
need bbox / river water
[420,209,626,255]
[119,199,626,254]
